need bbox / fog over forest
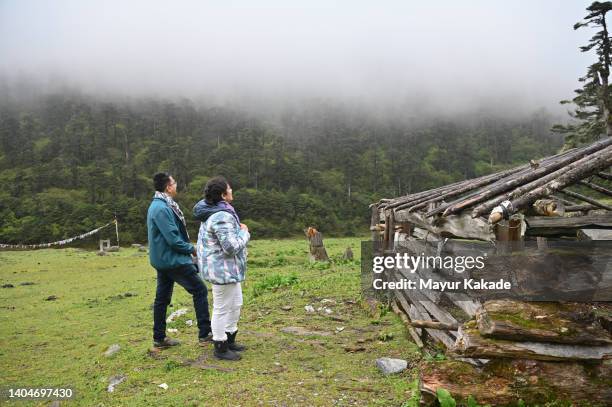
[0,1,595,118]
[0,1,602,242]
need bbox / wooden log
[553,195,579,206]
[531,199,564,216]
[442,140,612,218]
[306,227,329,261]
[596,171,612,181]
[454,327,612,361]
[525,213,612,229]
[476,300,612,345]
[424,150,580,218]
[342,247,354,260]
[472,143,612,219]
[391,301,424,348]
[487,146,612,223]
[566,204,600,212]
[394,167,527,213]
[558,189,612,211]
[411,320,459,331]
[578,180,612,197]
[370,205,381,243]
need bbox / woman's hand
[240,223,249,232]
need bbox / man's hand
[192,247,197,257]
[240,223,249,232]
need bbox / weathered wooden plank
[525,214,612,229]
[394,210,494,241]
[393,288,456,349]
[413,264,482,318]
[477,300,612,345]
[391,301,424,348]
[411,320,458,330]
[577,228,612,241]
[454,328,612,361]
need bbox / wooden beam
[411,320,459,331]
[558,189,612,211]
[565,204,599,212]
[596,172,612,181]
[525,214,612,229]
[453,328,612,361]
[394,210,494,241]
[391,301,424,348]
[577,180,612,197]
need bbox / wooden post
[306,227,329,261]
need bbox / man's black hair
[204,176,229,204]
[153,172,172,192]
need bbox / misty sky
[0,0,600,114]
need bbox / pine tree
[553,1,612,147]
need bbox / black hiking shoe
[213,340,241,361]
[198,333,213,346]
[153,337,180,348]
[226,331,246,352]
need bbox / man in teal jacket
[147,172,211,348]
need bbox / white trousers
[211,282,243,341]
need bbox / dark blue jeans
[153,264,211,342]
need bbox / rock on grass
[376,357,407,375]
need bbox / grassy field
[0,237,421,406]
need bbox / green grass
[0,237,421,406]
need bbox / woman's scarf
[217,200,240,224]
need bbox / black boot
[213,340,241,361]
[226,331,247,352]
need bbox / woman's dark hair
[204,176,229,204]
[153,172,171,192]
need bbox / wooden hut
[369,138,612,405]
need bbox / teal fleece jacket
[147,197,194,270]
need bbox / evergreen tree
[553,1,612,147]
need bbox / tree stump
[306,227,329,261]
[342,247,353,260]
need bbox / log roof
[376,138,612,225]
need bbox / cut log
[453,327,612,361]
[531,199,564,216]
[306,227,329,261]
[476,300,612,345]
[342,247,354,260]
